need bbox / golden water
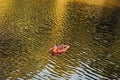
[0,0,120,79]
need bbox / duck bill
[65,45,70,49]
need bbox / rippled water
[0,0,120,80]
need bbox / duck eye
[64,47,66,48]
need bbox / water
[0,0,120,80]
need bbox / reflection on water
[0,0,120,80]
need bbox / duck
[49,44,70,56]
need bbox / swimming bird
[49,44,70,56]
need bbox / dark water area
[0,0,120,80]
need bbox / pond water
[0,0,120,80]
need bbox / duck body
[49,45,70,56]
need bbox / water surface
[0,0,120,80]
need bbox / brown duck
[49,45,70,56]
